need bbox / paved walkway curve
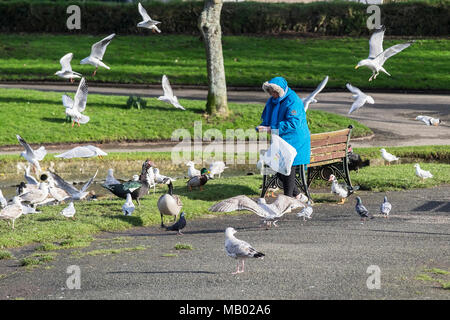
[0,83,449,154]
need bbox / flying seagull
[24,165,39,185]
[137,2,161,33]
[62,77,89,127]
[55,53,81,83]
[302,75,329,112]
[225,227,265,274]
[47,170,98,200]
[415,115,441,126]
[80,33,115,76]
[55,145,107,159]
[380,196,392,218]
[355,25,414,81]
[158,75,186,110]
[209,194,305,229]
[346,83,375,114]
[16,135,47,174]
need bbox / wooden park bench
[260,125,356,200]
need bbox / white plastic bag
[261,134,297,176]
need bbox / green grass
[353,145,450,162]
[0,161,449,249]
[0,87,371,146]
[174,243,194,250]
[0,250,13,260]
[0,34,448,90]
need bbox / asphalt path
[0,83,449,154]
[0,186,449,300]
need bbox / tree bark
[199,0,229,117]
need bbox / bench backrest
[308,126,353,168]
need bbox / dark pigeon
[355,197,373,221]
[166,211,186,235]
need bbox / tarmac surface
[0,186,449,300]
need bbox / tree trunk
[199,0,229,117]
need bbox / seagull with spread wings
[302,75,329,112]
[47,170,98,201]
[16,135,47,174]
[55,53,81,83]
[62,77,89,127]
[355,25,414,81]
[137,2,161,33]
[346,83,375,114]
[80,33,115,76]
[158,75,186,110]
[55,145,107,159]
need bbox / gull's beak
[354,65,359,69]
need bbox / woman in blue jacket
[257,76,311,199]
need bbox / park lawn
[0,87,371,146]
[0,161,449,249]
[0,34,448,90]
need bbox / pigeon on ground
[122,193,135,216]
[137,2,162,33]
[60,202,76,220]
[62,77,89,127]
[296,200,313,221]
[355,197,373,221]
[166,211,186,235]
[225,227,265,274]
[16,135,47,174]
[415,115,441,126]
[414,164,433,181]
[0,197,24,229]
[157,75,186,110]
[55,145,107,159]
[302,75,329,112]
[346,83,375,114]
[380,196,392,218]
[355,25,414,81]
[380,148,399,165]
[55,53,81,83]
[80,33,115,76]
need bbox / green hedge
[0,1,448,36]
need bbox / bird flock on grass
[0,9,444,276]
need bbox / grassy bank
[0,87,371,146]
[0,34,448,90]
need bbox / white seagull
[16,134,47,174]
[186,161,201,178]
[48,178,71,203]
[55,53,81,83]
[302,75,329,112]
[209,161,228,179]
[55,145,107,159]
[355,25,414,81]
[62,77,90,127]
[60,202,76,220]
[137,2,161,33]
[153,167,176,184]
[80,33,115,76]
[0,197,24,229]
[19,182,49,207]
[209,194,305,229]
[346,83,375,114]
[380,196,392,218]
[380,148,399,165]
[0,189,7,209]
[105,168,121,186]
[47,170,98,200]
[415,115,441,126]
[122,193,135,216]
[158,75,186,110]
[414,164,433,181]
[225,227,265,274]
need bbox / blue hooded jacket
[259,77,311,166]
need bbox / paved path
[0,83,448,154]
[0,186,449,300]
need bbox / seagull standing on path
[225,227,265,274]
[55,53,81,83]
[16,134,47,175]
[62,77,90,127]
[355,25,414,81]
[302,76,329,112]
[137,2,162,33]
[158,75,186,110]
[80,33,115,76]
[346,83,375,115]
[380,148,399,165]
